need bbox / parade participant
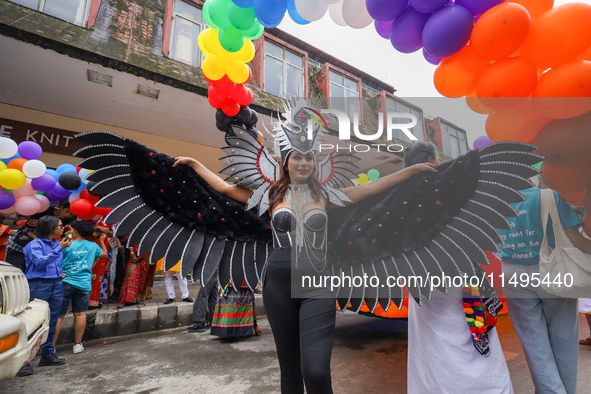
[210,280,261,339]
[156,258,193,304]
[117,246,154,307]
[17,216,71,377]
[73,99,541,394]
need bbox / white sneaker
[73,343,84,354]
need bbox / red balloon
[222,99,240,117]
[237,88,254,107]
[80,189,100,204]
[78,212,96,221]
[217,75,236,95]
[208,86,228,103]
[476,57,537,109]
[92,206,112,216]
[208,95,223,109]
[244,66,252,84]
[540,161,591,193]
[486,98,551,142]
[230,84,248,102]
[70,199,93,216]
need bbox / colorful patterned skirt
[211,283,256,338]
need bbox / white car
[0,262,50,381]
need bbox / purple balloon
[51,184,72,199]
[473,135,494,149]
[0,190,15,210]
[455,0,503,16]
[43,188,61,201]
[422,5,473,58]
[31,173,57,192]
[410,0,449,14]
[366,0,407,22]
[18,141,43,160]
[374,19,394,39]
[390,7,430,54]
[422,48,442,65]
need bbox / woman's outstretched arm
[338,163,437,204]
[173,157,252,204]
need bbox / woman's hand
[407,163,438,175]
[60,238,72,248]
[173,157,199,169]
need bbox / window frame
[441,122,468,158]
[329,70,360,122]
[12,0,92,26]
[167,0,205,68]
[385,97,424,143]
[263,40,305,98]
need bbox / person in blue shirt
[52,220,107,355]
[497,187,591,394]
[20,215,71,375]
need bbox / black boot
[38,353,66,367]
[187,323,206,333]
[16,364,34,377]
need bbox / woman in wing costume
[73,99,541,394]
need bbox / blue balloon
[56,163,77,175]
[45,169,60,181]
[1,153,21,165]
[253,0,286,28]
[75,182,87,193]
[232,0,254,8]
[287,0,310,25]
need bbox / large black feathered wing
[74,130,273,290]
[327,142,543,312]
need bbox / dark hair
[70,220,95,238]
[34,216,61,239]
[403,142,438,168]
[269,154,322,213]
[58,198,70,209]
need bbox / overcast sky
[277,0,588,146]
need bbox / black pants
[192,273,218,325]
[263,264,336,394]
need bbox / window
[12,0,91,26]
[386,98,424,143]
[330,71,359,120]
[264,41,304,98]
[169,1,204,68]
[441,123,468,158]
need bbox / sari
[118,246,155,305]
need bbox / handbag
[539,189,591,298]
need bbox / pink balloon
[34,194,51,212]
[0,205,17,214]
[15,196,41,216]
[13,178,37,197]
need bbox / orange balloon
[476,57,537,109]
[520,3,591,69]
[532,60,591,119]
[486,98,551,142]
[434,46,490,98]
[466,91,493,114]
[471,3,531,61]
[7,158,27,172]
[540,161,591,193]
[558,190,587,207]
[534,110,591,168]
[583,213,591,237]
[508,0,554,21]
[576,44,591,61]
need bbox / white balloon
[13,178,36,197]
[322,0,341,3]
[68,193,80,203]
[34,194,50,212]
[295,0,329,22]
[0,138,18,159]
[79,168,91,184]
[22,160,47,179]
[329,1,348,26]
[342,0,374,29]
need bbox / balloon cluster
[0,137,104,217]
[215,105,259,133]
[199,0,261,117]
[356,169,380,185]
[69,188,110,220]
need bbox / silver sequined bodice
[271,207,327,249]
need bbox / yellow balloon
[202,57,225,80]
[0,161,6,172]
[227,62,249,84]
[200,28,224,56]
[197,30,213,58]
[215,54,238,73]
[0,169,26,189]
[357,174,369,186]
[233,39,255,63]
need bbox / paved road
[3,313,591,394]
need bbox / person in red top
[87,219,112,309]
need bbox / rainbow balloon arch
[199,0,591,233]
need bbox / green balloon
[209,0,232,29]
[202,1,220,29]
[227,3,256,31]
[219,27,245,53]
[532,162,542,170]
[367,169,380,181]
[241,21,264,40]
